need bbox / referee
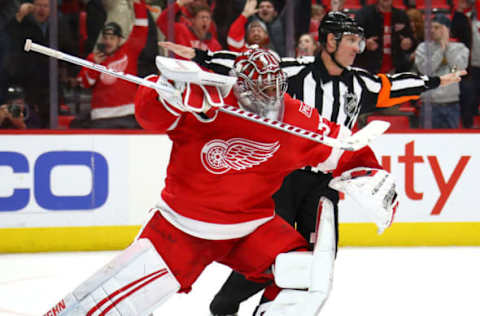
[159,12,465,316]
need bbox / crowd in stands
[0,0,479,130]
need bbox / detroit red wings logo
[100,54,128,85]
[201,138,280,174]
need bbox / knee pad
[44,238,180,316]
[265,197,336,316]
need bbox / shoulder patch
[299,101,313,118]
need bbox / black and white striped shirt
[193,50,440,129]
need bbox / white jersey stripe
[322,82,334,121]
[303,73,316,108]
[390,77,425,91]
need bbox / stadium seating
[416,0,450,12]
[473,116,480,128]
[343,0,362,11]
[366,0,406,8]
[393,0,407,10]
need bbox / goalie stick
[24,39,389,151]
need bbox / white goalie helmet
[232,47,288,119]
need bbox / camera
[8,104,23,118]
[96,43,107,54]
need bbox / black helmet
[318,12,364,48]
[102,22,123,38]
[6,85,25,102]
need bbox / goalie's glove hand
[154,75,219,114]
[329,167,399,234]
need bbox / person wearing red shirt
[163,0,217,38]
[43,48,398,316]
[227,0,271,52]
[76,2,149,128]
[157,1,221,57]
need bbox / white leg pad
[264,198,336,316]
[274,252,312,289]
[43,238,180,316]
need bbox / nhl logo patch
[343,92,358,117]
[299,102,313,118]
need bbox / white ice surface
[0,247,479,316]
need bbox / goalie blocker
[329,167,399,234]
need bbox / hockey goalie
[43,47,398,316]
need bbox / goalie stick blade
[337,120,391,151]
[155,56,237,87]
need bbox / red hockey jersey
[77,2,149,120]
[135,76,381,239]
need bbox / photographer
[0,103,25,129]
[0,85,43,129]
[76,1,149,129]
[0,85,40,130]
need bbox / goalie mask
[232,48,287,120]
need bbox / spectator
[137,4,161,77]
[76,2,149,129]
[355,0,415,74]
[157,1,221,55]
[85,0,159,77]
[330,0,346,11]
[242,0,311,57]
[158,0,217,41]
[309,3,326,40]
[0,0,19,104]
[296,33,319,57]
[84,0,107,56]
[406,8,424,43]
[226,0,272,52]
[451,0,479,128]
[415,14,469,128]
[405,8,423,71]
[0,87,25,129]
[5,0,78,128]
[212,0,247,48]
[0,85,42,129]
[254,0,286,55]
[176,0,216,29]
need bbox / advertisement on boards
[0,132,478,249]
[0,135,130,228]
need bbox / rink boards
[0,130,479,252]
